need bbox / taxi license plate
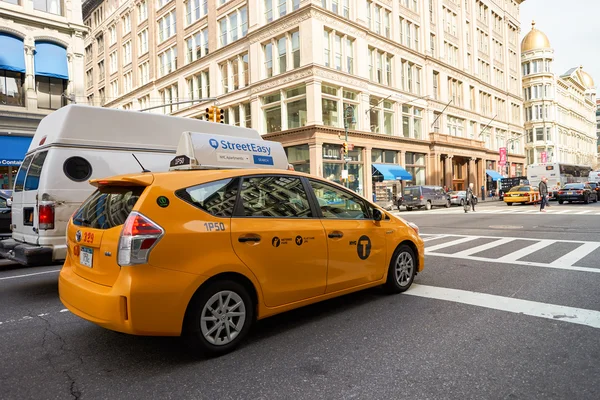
[567,191,573,195]
[80,246,93,268]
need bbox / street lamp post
[342,105,355,188]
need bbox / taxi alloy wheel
[384,245,416,293]
[184,280,254,356]
[201,290,246,346]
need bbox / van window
[14,155,33,192]
[24,151,48,191]
[73,186,144,229]
[404,187,420,196]
[176,178,240,217]
[64,156,92,182]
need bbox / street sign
[347,143,354,151]
[541,151,547,163]
[341,169,349,179]
[499,147,507,166]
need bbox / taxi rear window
[175,178,240,217]
[73,186,144,229]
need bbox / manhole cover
[489,225,523,229]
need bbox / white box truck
[0,105,261,265]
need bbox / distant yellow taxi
[59,168,424,356]
[503,185,540,205]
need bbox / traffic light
[342,142,348,154]
[205,106,216,122]
[218,107,224,123]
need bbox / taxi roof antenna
[132,154,151,173]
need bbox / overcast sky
[519,0,599,93]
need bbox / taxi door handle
[328,231,344,239]
[238,235,261,243]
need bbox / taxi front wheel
[184,280,255,357]
[384,245,417,294]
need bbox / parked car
[449,191,467,206]
[557,183,598,204]
[503,185,540,206]
[0,190,11,236]
[585,182,600,197]
[402,186,451,211]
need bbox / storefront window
[323,144,363,194]
[405,152,426,185]
[371,149,397,164]
[285,144,310,173]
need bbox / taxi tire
[558,200,564,205]
[507,203,513,206]
[183,280,255,357]
[384,244,417,294]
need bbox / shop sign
[498,147,507,166]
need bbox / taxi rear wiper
[74,217,91,226]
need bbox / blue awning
[372,163,413,181]
[0,34,26,73]
[486,169,504,181]
[0,136,33,166]
[34,42,69,80]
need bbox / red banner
[541,151,547,163]
[498,147,507,166]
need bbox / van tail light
[39,203,55,230]
[118,212,164,266]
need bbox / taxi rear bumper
[59,256,207,336]
[504,195,537,203]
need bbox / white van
[0,105,260,265]
[589,171,600,183]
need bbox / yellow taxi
[59,132,424,356]
[503,185,540,205]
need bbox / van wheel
[425,201,432,210]
[384,245,416,294]
[184,280,254,357]
[406,206,412,211]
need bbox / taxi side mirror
[373,208,383,222]
[6,198,12,208]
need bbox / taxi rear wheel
[384,245,416,294]
[184,280,254,357]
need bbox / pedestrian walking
[464,183,476,213]
[539,176,549,212]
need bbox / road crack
[38,314,83,400]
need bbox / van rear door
[11,151,49,245]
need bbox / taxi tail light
[576,190,583,194]
[117,212,164,266]
[558,191,565,195]
[39,204,55,230]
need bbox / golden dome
[521,21,551,52]
[579,67,595,89]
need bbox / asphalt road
[1,199,600,400]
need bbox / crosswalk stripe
[424,237,474,252]
[495,240,557,263]
[550,242,600,267]
[406,284,600,329]
[575,210,592,215]
[450,238,515,258]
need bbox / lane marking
[0,269,61,281]
[406,284,600,329]
[496,239,557,263]
[550,242,600,267]
[425,237,474,252]
[575,210,592,215]
[450,238,514,258]
[426,251,600,274]
[424,233,599,245]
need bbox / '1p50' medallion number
[204,222,226,232]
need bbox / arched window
[34,41,69,110]
[0,33,26,107]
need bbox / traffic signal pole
[342,105,354,189]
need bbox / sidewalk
[396,198,504,212]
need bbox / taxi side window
[309,179,369,219]
[238,176,312,218]
[176,178,240,217]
